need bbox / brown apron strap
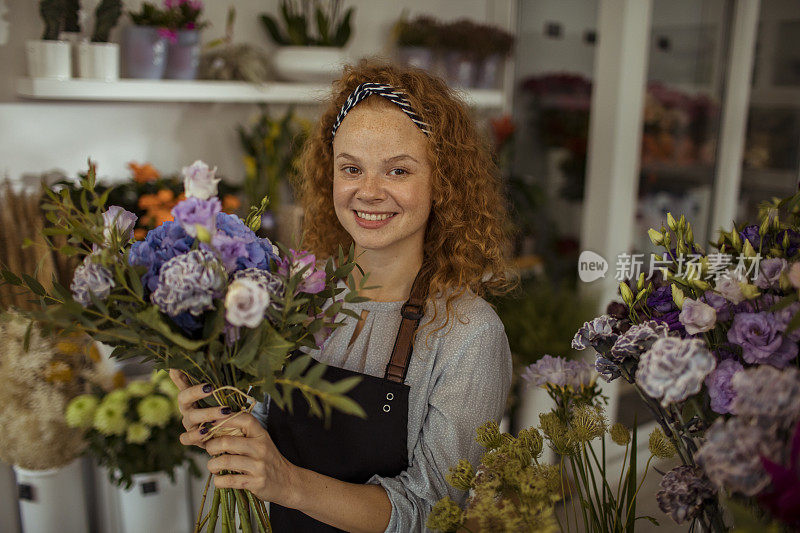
[384,268,428,383]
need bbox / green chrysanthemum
[426,497,464,532]
[126,422,152,444]
[127,380,155,397]
[103,388,130,406]
[157,378,180,398]
[137,395,173,427]
[93,401,129,436]
[65,394,100,429]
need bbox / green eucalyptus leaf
[135,307,208,351]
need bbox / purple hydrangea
[727,311,798,368]
[212,213,279,273]
[278,250,326,294]
[521,355,596,389]
[129,220,195,293]
[232,268,284,299]
[171,196,220,238]
[655,466,716,524]
[150,249,225,317]
[102,206,138,244]
[635,337,716,406]
[71,258,115,307]
[571,315,620,355]
[704,358,743,414]
[756,258,788,289]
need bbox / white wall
[0,0,505,182]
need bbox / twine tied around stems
[201,385,258,442]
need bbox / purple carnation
[636,337,716,406]
[609,320,669,362]
[150,249,225,317]
[704,358,743,414]
[727,312,798,367]
[571,315,620,355]
[70,258,115,307]
[171,197,220,238]
[128,221,194,293]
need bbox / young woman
[171,59,515,532]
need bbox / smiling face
[332,97,433,258]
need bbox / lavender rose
[102,206,137,244]
[755,258,787,289]
[678,298,716,335]
[727,311,798,367]
[182,160,220,200]
[225,278,269,328]
[704,358,743,414]
[71,258,115,306]
[171,197,221,238]
[635,337,716,406]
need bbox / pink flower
[157,27,178,44]
[279,250,326,294]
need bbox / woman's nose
[355,173,386,202]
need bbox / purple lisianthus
[704,358,743,414]
[279,250,326,294]
[129,221,195,293]
[572,315,620,355]
[150,249,225,317]
[102,206,138,244]
[521,355,595,389]
[647,285,675,313]
[171,197,220,238]
[702,291,732,322]
[679,298,716,335]
[774,301,800,342]
[636,337,716,406]
[71,258,115,307]
[714,274,746,304]
[182,160,219,200]
[755,258,788,289]
[740,224,765,249]
[727,311,798,367]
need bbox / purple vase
[122,25,167,79]
[165,30,201,80]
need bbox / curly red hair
[295,58,515,330]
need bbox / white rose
[225,279,269,328]
[678,298,717,335]
[182,160,220,200]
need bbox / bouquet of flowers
[428,355,668,533]
[1,159,367,533]
[65,370,197,489]
[571,191,800,530]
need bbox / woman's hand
[169,369,230,450]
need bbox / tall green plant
[91,0,122,43]
[40,0,65,40]
[261,0,354,47]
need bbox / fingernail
[199,427,208,435]
[202,384,212,393]
[221,407,231,415]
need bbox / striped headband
[331,82,431,138]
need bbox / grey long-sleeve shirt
[255,292,512,532]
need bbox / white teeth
[356,211,393,221]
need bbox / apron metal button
[386,393,394,401]
[383,404,391,412]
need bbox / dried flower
[426,497,464,532]
[446,460,475,492]
[648,427,676,459]
[636,337,716,406]
[610,423,631,446]
[137,395,173,428]
[126,422,152,444]
[65,394,99,429]
[656,465,716,524]
[517,427,544,460]
[540,412,574,455]
[569,404,606,443]
[475,420,504,450]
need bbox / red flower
[758,420,800,528]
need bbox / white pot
[77,42,120,81]
[271,46,347,82]
[116,470,191,533]
[515,384,555,464]
[13,459,89,533]
[25,39,71,79]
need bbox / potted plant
[261,0,355,82]
[26,0,76,79]
[65,370,199,532]
[0,312,122,532]
[393,15,440,71]
[473,24,514,89]
[77,0,123,81]
[162,0,209,79]
[122,2,170,78]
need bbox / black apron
[266,273,428,532]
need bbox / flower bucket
[122,25,167,79]
[116,470,191,533]
[442,50,478,88]
[164,29,201,80]
[271,46,347,82]
[25,39,71,79]
[77,42,120,81]
[13,459,89,533]
[475,54,505,89]
[396,46,434,71]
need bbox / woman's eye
[342,166,360,175]
[389,168,408,177]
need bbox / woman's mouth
[353,210,397,228]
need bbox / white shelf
[15,78,505,108]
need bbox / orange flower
[222,195,241,213]
[133,228,147,240]
[490,115,515,148]
[127,161,161,184]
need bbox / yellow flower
[44,361,74,384]
[126,422,151,444]
[65,394,99,429]
[93,402,128,436]
[55,340,82,355]
[86,343,101,362]
[137,395,173,427]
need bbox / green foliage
[91,0,122,43]
[392,15,513,58]
[39,0,66,40]
[260,0,354,47]
[63,0,80,32]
